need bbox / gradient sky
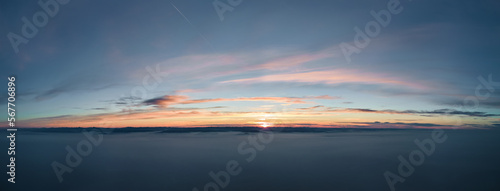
[1,0,499,128]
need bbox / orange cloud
[12,107,491,128]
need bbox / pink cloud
[221,69,427,89]
[250,51,335,71]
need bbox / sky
[0,0,499,128]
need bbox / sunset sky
[1,0,499,128]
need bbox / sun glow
[256,114,275,128]
[258,122,272,128]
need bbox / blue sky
[1,0,499,128]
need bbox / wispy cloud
[249,49,336,71]
[296,105,325,110]
[221,69,427,90]
[143,95,339,108]
[328,108,500,118]
[34,72,118,101]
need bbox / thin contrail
[170,2,215,51]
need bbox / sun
[256,113,274,128]
[260,122,272,128]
